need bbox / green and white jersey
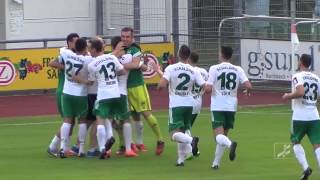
[87,57,98,95]
[88,54,124,101]
[126,45,144,88]
[191,67,208,114]
[61,50,91,96]
[207,62,248,112]
[192,67,208,99]
[292,71,320,121]
[118,53,133,95]
[56,47,69,92]
[163,62,205,108]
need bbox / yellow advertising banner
[0,42,174,91]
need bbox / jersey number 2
[176,73,190,90]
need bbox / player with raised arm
[121,27,165,155]
[282,54,320,180]
[205,46,252,169]
[47,33,79,157]
[58,38,91,158]
[158,45,205,166]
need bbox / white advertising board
[241,39,320,81]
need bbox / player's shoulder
[293,71,304,78]
[99,53,115,60]
[234,65,246,73]
[88,58,98,69]
[130,43,141,51]
[84,55,94,63]
[196,67,208,79]
[119,54,133,64]
[303,71,320,80]
[196,66,208,74]
[59,47,68,54]
[60,48,73,56]
[165,63,175,71]
[209,63,219,72]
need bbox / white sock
[212,144,226,166]
[105,119,113,140]
[185,129,192,137]
[65,136,71,151]
[185,143,192,154]
[49,135,60,150]
[216,134,232,148]
[60,123,71,151]
[123,122,132,151]
[134,120,143,145]
[293,144,309,171]
[315,147,320,168]
[177,143,186,164]
[184,130,192,154]
[172,132,192,144]
[97,125,106,152]
[78,123,87,154]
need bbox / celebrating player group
[47,27,164,159]
[45,27,320,179]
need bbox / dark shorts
[86,94,97,121]
[61,93,88,119]
[168,106,193,132]
[211,111,236,130]
[291,120,320,144]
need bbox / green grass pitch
[0,105,319,180]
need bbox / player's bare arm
[242,81,252,96]
[157,77,168,90]
[122,56,140,69]
[72,74,94,86]
[49,58,64,69]
[117,68,127,76]
[205,84,213,94]
[282,85,304,100]
[152,63,163,77]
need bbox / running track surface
[0,89,287,118]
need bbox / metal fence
[172,0,320,91]
[177,0,320,66]
[2,0,320,91]
[0,33,168,49]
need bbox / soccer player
[111,36,142,155]
[58,38,91,158]
[205,46,252,169]
[158,45,205,166]
[47,33,79,157]
[74,37,137,158]
[121,27,165,155]
[185,52,208,158]
[282,54,320,180]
